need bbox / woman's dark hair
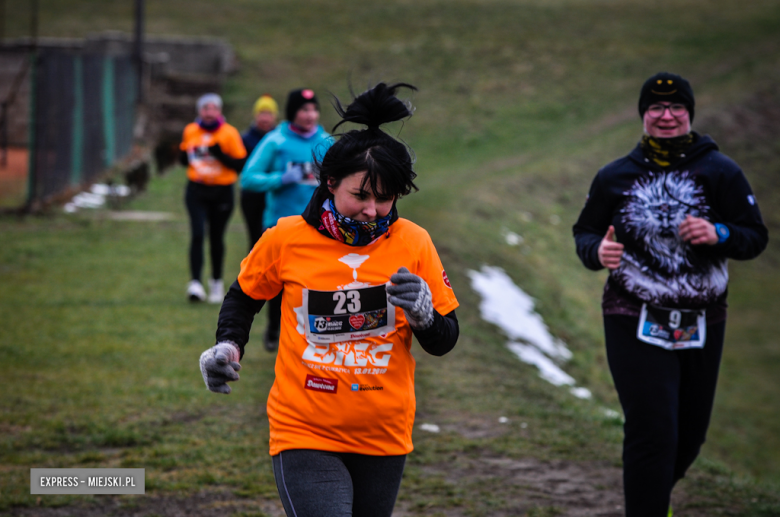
[316,82,419,200]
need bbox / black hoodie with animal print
[573,132,768,322]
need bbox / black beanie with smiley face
[638,72,695,122]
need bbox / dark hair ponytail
[316,82,419,202]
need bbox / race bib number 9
[302,284,396,343]
[637,303,706,350]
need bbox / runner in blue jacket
[240,88,332,350]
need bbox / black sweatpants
[272,449,406,517]
[184,181,234,282]
[240,189,267,252]
[604,314,726,517]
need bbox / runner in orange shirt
[179,93,247,303]
[199,83,459,517]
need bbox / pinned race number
[302,284,396,343]
[287,162,318,186]
[637,303,706,350]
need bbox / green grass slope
[2,0,780,515]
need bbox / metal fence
[27,49,137,205]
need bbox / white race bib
[637,303,706,350]
[302,284,396,343]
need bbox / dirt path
[9,458,628,517]
[397,456,626,517]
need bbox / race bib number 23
[302,284,396,343]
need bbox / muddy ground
[8,456,715,517]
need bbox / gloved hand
[208,144,225,159]
[199,341,241,394]
[387,267,434,330]
[281,164,304,185]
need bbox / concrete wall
[0,32,236,147]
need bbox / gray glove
[281,164,304,185]
[199,341,241,394]
[387,267,434,330]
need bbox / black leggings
[272,449,406,517]
[184,181,234,282]
[240,189,267,252]
[604,314,725,517]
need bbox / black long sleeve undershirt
[216,281,266,359]
[216,280,459,359]
[209,144,247,172]
[411,310,459,356]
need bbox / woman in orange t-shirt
[179,93,247,303]
[199,83,459,517]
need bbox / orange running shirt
[237,215,459,456]
[180,122,247,185]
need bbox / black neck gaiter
[640,133,695,167]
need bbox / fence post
[102,56,116,168]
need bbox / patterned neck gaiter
[640,133,695,167]
[197,116,225,132]
[289,123,319,139]
[319,198,395,246]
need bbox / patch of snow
[419,423,440,433]
[467,266,571,360]
[520,422,528,429]
[71,192,106,208]
[91,183,130,197]
[65,183,131,213]
[468,265,592,400]
[507,342,574,386]
[501,228,524,246]
[498,416,509,424]
[570,387,592,399]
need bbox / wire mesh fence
[25,49,137,206]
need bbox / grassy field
[2,0,780,515]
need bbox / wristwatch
[714,223,730,244]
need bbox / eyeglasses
[646,103,688,119]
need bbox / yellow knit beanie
[253,94,279,116]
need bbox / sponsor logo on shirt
[304,375,338,394]
[351,384,384,392]
[442,270,452,289]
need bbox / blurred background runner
[240,88,332,350]
[240,94,279,252]
[179,93,247,304]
